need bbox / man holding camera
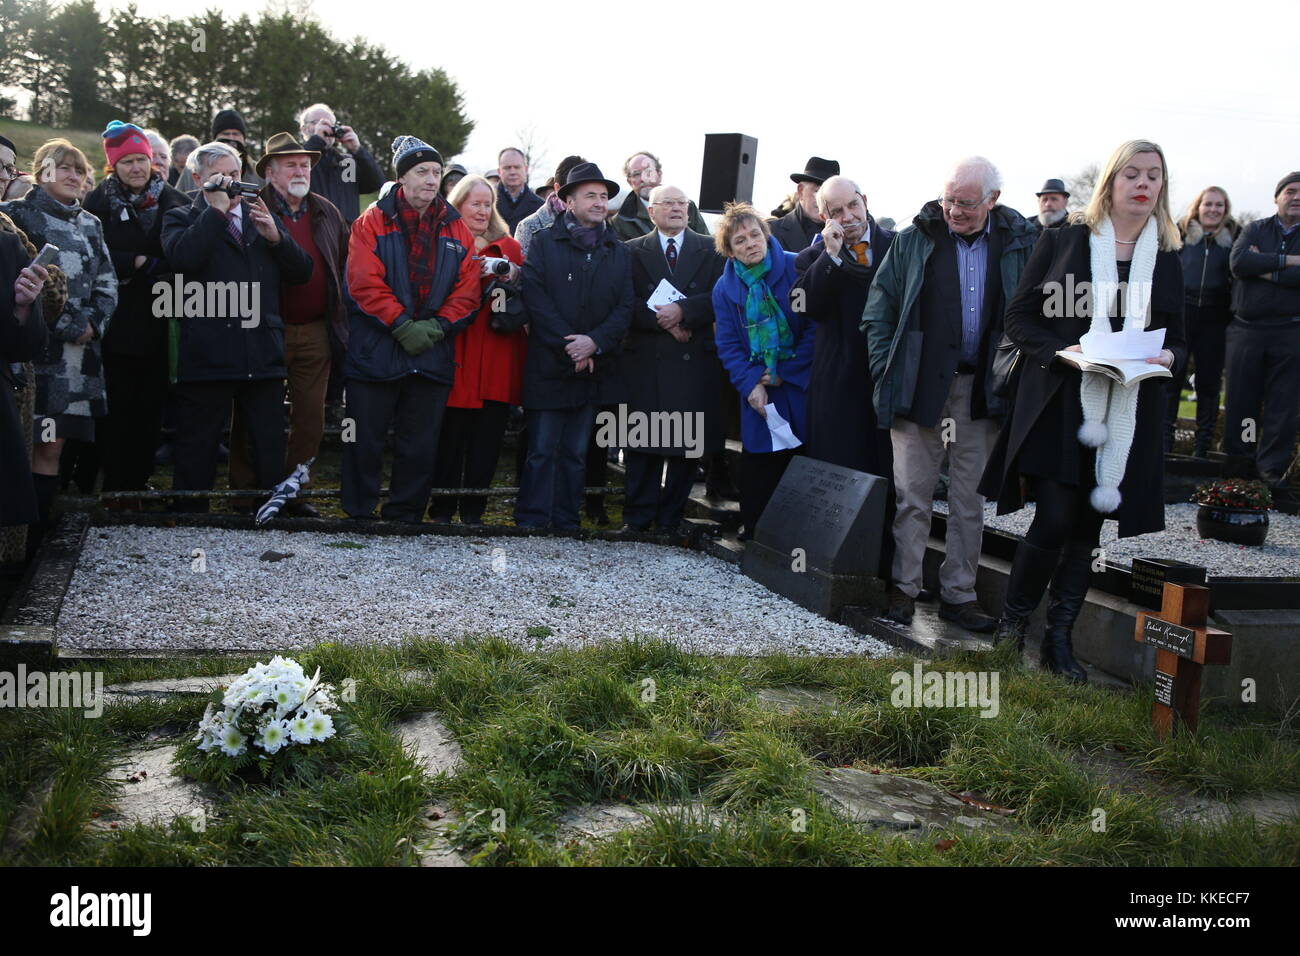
[161,141,313,510]
[298,103,385,225]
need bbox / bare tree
[1065,163,1099,210]
[511,123,549,180]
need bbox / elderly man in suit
[621,184,727,532]
[768,157,838,254]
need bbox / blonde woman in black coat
[980,140,1186,682]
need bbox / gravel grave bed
[58,528,893,656]
[934,501,1300,578]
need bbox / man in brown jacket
[229,132,350,515]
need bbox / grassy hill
[0,117,106,172]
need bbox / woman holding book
[979,140,1185,682]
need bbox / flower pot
[1196,505,1269,546]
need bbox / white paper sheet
[1080,327,1166,361]
[764,404,802,451]
[646,278,687,311]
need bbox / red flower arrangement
[1191,478,1273,511]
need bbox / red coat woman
[431,175,528,523]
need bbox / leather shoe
[283,499,320,518]
[938,600,997,633]
[886,586,915,625]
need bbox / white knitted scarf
[1077,215,1158,514]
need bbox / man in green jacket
[611,151,709,240]
[861,156,1034,631]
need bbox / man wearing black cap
[517,162,634,530]
[1027,178,1070,237]
[1223,172,1300,492]
[768,157,839,253]
[211,108,261,184]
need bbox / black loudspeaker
[699,133,757,214]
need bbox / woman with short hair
[981,140,1186,682]
[711,201,814,539]
[0,138,117,549]
[1167,186,1236,457]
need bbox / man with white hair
[298,102,384,224]
[226,133,352,516]
[861,157,1034,631]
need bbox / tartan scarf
[733,242,795,377]
[396,187,444,310]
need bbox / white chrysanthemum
[271,684,297,714]
[256,718,290,754]
[288,713,313,744]
[304,710,335,742]
[220,724,247,757]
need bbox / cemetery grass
[2,639,1296,867]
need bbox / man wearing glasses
[611,151,709,241]
[861,157,1035,632]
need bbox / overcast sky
[102,0,1297,222]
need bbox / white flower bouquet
[176,656,349,785]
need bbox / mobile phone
[31,243,59,269]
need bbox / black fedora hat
[557,162,620,200]
[256,131,320,178]
[791,156,840,185]
[1035,178,1070,197]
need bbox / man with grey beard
[1027,178,1070,237]
[228,132,350,516]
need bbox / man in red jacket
[341,135,480,522]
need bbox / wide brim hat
[257,132,320,178]
[1036,178,1070,197]
[557,162,620,200]
[790,156,840,185]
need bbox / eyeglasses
[651,199,688,208]
[939,195,988,210]
[629,167,660,180]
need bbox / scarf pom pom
[1078,420,1108,447]
[1090,484,1121,513]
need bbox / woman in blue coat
[712,203,815,538]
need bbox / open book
[1055,351,1171,386]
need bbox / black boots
[1041,541,1091,683]
[25,472,59,563]
[993,540,1060,651]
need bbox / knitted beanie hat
[391,135,442,178]
[1274,171,1300,198]
[211,109,248,140]
[1076,215,1159,514]
[102,120,152,168]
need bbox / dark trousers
[172,378,285,510]
[1223,320,1300,483]
[739,448,797,539]
[584,405,613,516]
[623,450,697,530]
[430,400,511,523]
[1024,477,1105,551]
[515,405,597,530]
[341,375,450,522]
[101,352,169,491]
[1164,303,1229,449]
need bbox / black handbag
[484,279,528,333]
[990,332,1022,398]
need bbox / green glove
[414,318,445,344]
[392,319,435,356]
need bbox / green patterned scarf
[734,244,795,378]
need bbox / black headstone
[1130,557,1206,611]
[741,457,888,618]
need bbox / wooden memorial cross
[1133,582,1232,739]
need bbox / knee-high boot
[993,540,1060,651]
[1041,540,1092,683]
